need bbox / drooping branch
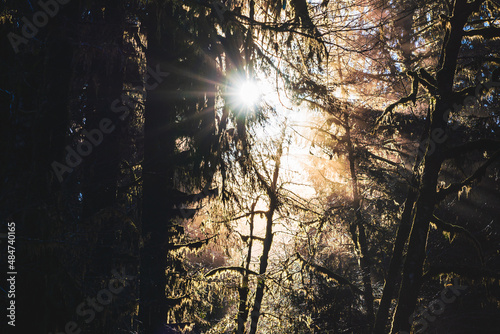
[163,188,219,205]
[170,235,217,251]
[436,150,500,201]
[463,26,500,39]
[441,139,500,160]
[451,85,480,106]
[416,69,439,95]
[205,266,260,277]
[289,0,326,55]
[423,265,500,282]
[418,69,438,89]
[216,210,268,224]
[198,0,327,43]
[366,150,400,167]
[296,253,363,295]
[166,295,190,306]
[431,215,484,264]
[374,71,419,127]
[237,231,265,243]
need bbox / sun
[237,80,260,108]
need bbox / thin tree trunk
[248,203,276,334]
[237,199,258,333]
[345,114,374,330]
[249,134,284,334]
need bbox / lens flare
[237,80,260,108]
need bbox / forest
[1,0,500,333]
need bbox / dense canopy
[1,0,500,333]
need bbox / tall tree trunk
[390,1,481,332]
[372,4,418,331]
[373,111,429,334]
[77,3,129,331]
[139,2,177,332]
[372,174,418,334]
[390,151,441,333]
[345,114,374,330]
[6,2,78,333]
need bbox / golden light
[237,80,260,108]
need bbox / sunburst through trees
[1,0,500,333]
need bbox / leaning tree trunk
[390,1,481,332]
[372,3,420,331]
[373,112,429,334]
[372,173,418,334]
